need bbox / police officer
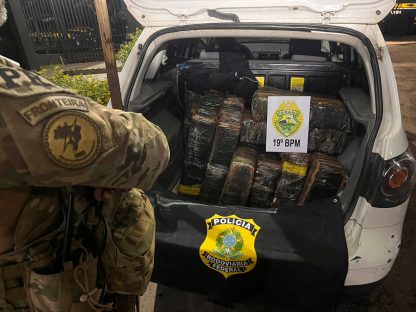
[0,1,170,310]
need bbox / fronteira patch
[19,95,89,126]
[200,214,261,278]
[43,112,102,168]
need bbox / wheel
[386,15,412,36]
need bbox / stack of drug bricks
[179,86,350,208]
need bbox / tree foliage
[37,66,110,105]
[116,28,143,64]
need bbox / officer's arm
[1,94,170,189]
[84,102,171,189]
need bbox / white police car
[119,0,416,310]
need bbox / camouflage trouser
[0,188,155,312]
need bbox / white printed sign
[266,96,311,153]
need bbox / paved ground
[140,39,416,312]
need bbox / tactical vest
[0,186,155,312]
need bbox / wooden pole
[93,0,123,110]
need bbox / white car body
[120,0,412,290]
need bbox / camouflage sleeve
[82,103,170,189]
[0,68,170,189]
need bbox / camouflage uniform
[0,56,170,311]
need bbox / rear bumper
[345,198,409,286]
[149,192,348,311]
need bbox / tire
[386,15,412,36]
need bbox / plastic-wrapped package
[179,106,218,196]
[274,153,311,205]
[252,88,294,121]
[251,87,351,131]
[298,153,348,205]
[222,96,245,113]
[200,164,228,204]
[207,109,243,168]
[249,154,282,208]
[308,128,347,155]
[184,89,204,120]
[183,90,223,146]
[203,90,224,108]
[184,89,223,121]
[180,161,206,188]
[220,147,257,206]
[240,111,267,146]
[184,106,218,164]
[310,96,351,131]
[183,119,191,146]
[200,108,243,203]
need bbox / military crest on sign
[199,214,261,279]
[272,100,304,137]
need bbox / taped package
[200,164,228,204]
[207,109,243,167]
[223,96,246,113]
[251,87,351,130]
[203,90,224,109]
[274,153,311,205]
[180,105,218,196]
[309,96,352,131]
[298,154,348,205]
[200,108,243,203]
[240,111,267,146]
[252,87,294,121]
[220,147,257,206]
[184,90,224,115]
[308,128,347,155]
[183,90,202,143]
[179,162,206,196]
[184,89,203,120]
[249,154,282,208]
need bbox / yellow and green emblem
[199,214,261,278]
[43,112,101,168]
[272,100,304,137]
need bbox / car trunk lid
[124,0,395,27]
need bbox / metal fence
[14,0,134,64]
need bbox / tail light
[382,152,415,196]
[364,150,416,208]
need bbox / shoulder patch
[43,112,102,169]
[19,95,89,126]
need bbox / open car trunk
[126,33,376,310]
